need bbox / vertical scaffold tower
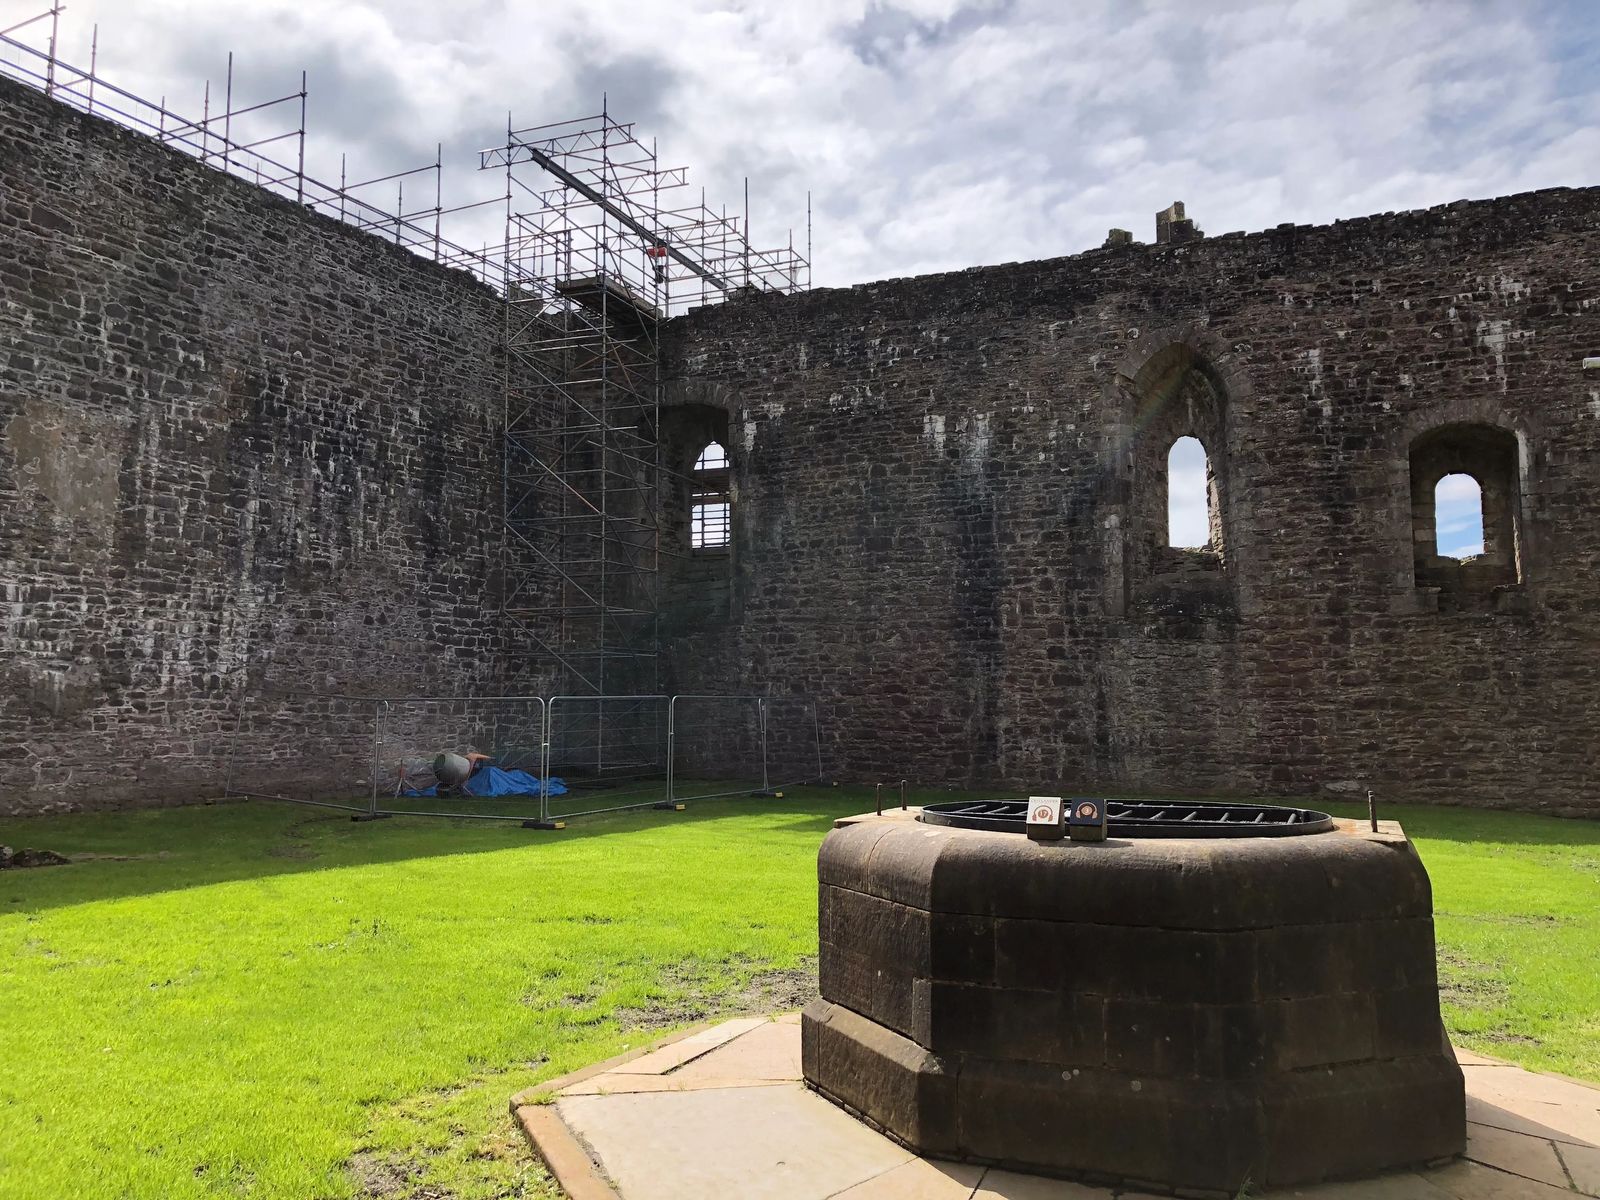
[480,104,810,696]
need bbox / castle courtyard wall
[0,77,520,813]
[661,188,1600,815]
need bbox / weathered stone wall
[6,69,1597,818]
[0,77,540,814]
[661,187,1600,815]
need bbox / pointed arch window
[691,442,731,550]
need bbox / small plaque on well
[1068,796,1107,842]
[1026,795,1064,841]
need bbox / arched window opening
[1117,343,1231,620]
[1433,473,1483,559]
[1167,436,1210,548]
[1409,423,1521,608]
[691,441,730,550]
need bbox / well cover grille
[917,798,1334,838]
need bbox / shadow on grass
[0,787,864,916]
[9,785,1591,918]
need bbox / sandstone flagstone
[828,1157,986,1199]
[1463,1121,1572,1188]
[607,1017,766,1075]
[556,1083,914,1200]
[517,1017,1600,1200]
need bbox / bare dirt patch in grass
[0,846,70,868]
[348,1150,437,1199]
[725,957,818,1014]
[347,1073,557,1200]
[1480,1029,1542,1047]
[614,956,818,1032]
[1437,947,1510,1011]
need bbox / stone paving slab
[1562,1142,1600,1194]
[1464,1122,1571,1189]
[512,1016,1600,1200]
[972,1170,1120,1198]
[1465,1066,1600,1146]
[559,1071,781,1097]
[606,1016,767,1075]
[831,1158,986,1198]
[672,1019,802,1083]
[557,1085,915,1200]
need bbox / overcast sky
[11,0,1583,552]
[17,0,1599,289]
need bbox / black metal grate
[917,798,1334,838]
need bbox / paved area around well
[512,1016,1600,1200]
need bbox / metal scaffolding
[480,105,809,698]
[2,6,816,708]
[0,5,498,277]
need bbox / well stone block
[802,813,1466,1193]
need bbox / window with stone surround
[658,404,734,625]
[1128,345,1229,566]
[1117,342,1235,622]
[691,442,731,550]
[1410,424,1520,607]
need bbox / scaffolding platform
[480,105,810,696]
[554,276,662,326]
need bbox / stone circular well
[801,809,1465,1195]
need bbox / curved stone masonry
[801,808,1466,1194]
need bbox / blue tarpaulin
[402,766,567,798]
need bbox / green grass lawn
[2,790,1598,1200]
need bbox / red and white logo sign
[1027,795,1063,826]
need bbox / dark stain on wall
[4,71,1599,818]
[660,185,1600,816]
[0,77,543,813]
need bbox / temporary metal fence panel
[666,694,760,805]
[223,692,821,826]
[542,694,671,820]
[666,694,823,805]
[372,696,548,823]
[755,695,826,794]
[223,694,392,815]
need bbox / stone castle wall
[660,187,1600,815]
[5,70,1598,817]
[0,77,538,814]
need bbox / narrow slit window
[1434,473,1483,558]
[691,441,731,550]
[1167,436,1210,548]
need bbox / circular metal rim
[916,798,1336,838]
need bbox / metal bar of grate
[917,799,1335,838]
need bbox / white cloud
[19,0,1595,291]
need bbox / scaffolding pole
[480,107,810,713]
